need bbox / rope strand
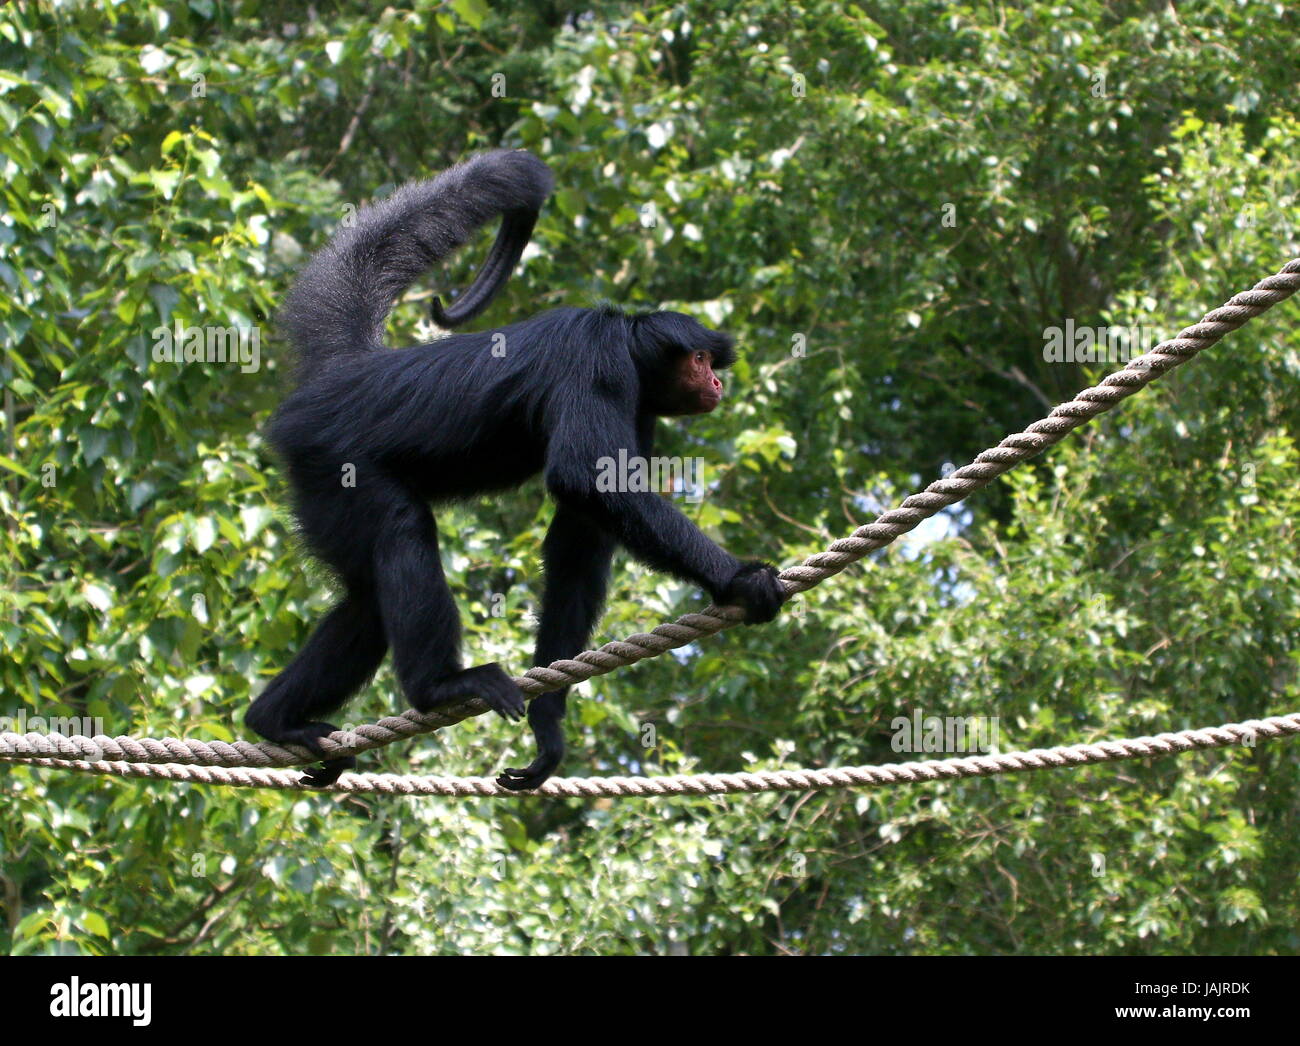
[7,713,1295,796]
[3,260,1298,792]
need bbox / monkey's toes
[299,756,355,788]
[484,691,527,722]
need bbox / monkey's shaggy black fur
[247,150,784,789]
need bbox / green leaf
[450,0,490,30]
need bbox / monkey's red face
[670,350,724,415]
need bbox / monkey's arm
[542,403,785,622]
[497,505,616,791]
[543,415,736,594]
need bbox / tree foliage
[2,0,1298,955]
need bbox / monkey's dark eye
[694,351,708,363]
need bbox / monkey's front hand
[498,704,564,791]
[497,751,561,792]
[717,561,787,624]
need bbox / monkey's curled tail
[280,149,554,373]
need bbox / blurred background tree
[1,0,1297,954]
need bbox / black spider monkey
[246,149,786,789]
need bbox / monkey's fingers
[497,748,562,790]
[497,765,548,791]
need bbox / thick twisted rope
[7,714,1296,795]
[2,259,1298,781]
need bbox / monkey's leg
[498,506,616,791]
[246,593,387,786]
[373,492,526,724]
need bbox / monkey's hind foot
[284,722,356,788]
[299,754,355,788]
[245,711,355,788]
[410,663,526,722]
